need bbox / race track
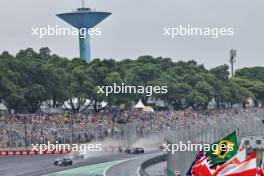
[105,153,161,176]
[145,161,166,176]
[0,151,159,176]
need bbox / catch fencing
[0,115,169,149]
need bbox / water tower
[57,1,111,63]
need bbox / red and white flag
[213,149,246,176]
[256,161,264,176]
[222,152,257,176]
[192,157,214,176]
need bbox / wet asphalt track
[105,153,161,176]
[0,153,131,176]
[0,151,159,176]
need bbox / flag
[166,168,174,176]
[187,151,205,176]
[238,138,245,150]
[222,152,257,176]
[192,157,214,176]
[256,160,264,176]
[205,131,239,166]
[213,149,246,176]
[192,155,208,171]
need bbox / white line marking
[137,166,141,176]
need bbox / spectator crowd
[0,108,263,148]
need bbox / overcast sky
[0,0,263,69]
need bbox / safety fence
[0,110,211,149]
[0,121,166,149]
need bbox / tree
[210,64,229,81]
[193,81,214,109]
[63,59,94,112]
[105,72,130,107]
[227,78,254,107]
[39,47,51,61]
[0,49,263,112]
[235,67,264,82]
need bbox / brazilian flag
[205,131,239,165]
[167,168,174,176]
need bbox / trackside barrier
[138,154,167,176]
[0,145,138,157]
[0,150,71,156]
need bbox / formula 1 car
[123,148,132,154]
[119,146,144,154]
[129,147,144,154]
[54,158,73,166]
[118,146,131,153]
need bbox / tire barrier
[138,154,167,176]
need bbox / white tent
[0,103,7,111]
[134,99,145,109]
[144,106,155,112]
[63,98,108,110]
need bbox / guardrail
[138,154,167,176]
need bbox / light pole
[24,116,28,148]
[69,112,74,145]
[230,49,237,77]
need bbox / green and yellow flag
[205,131,239,165]
[167,168,174,176]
